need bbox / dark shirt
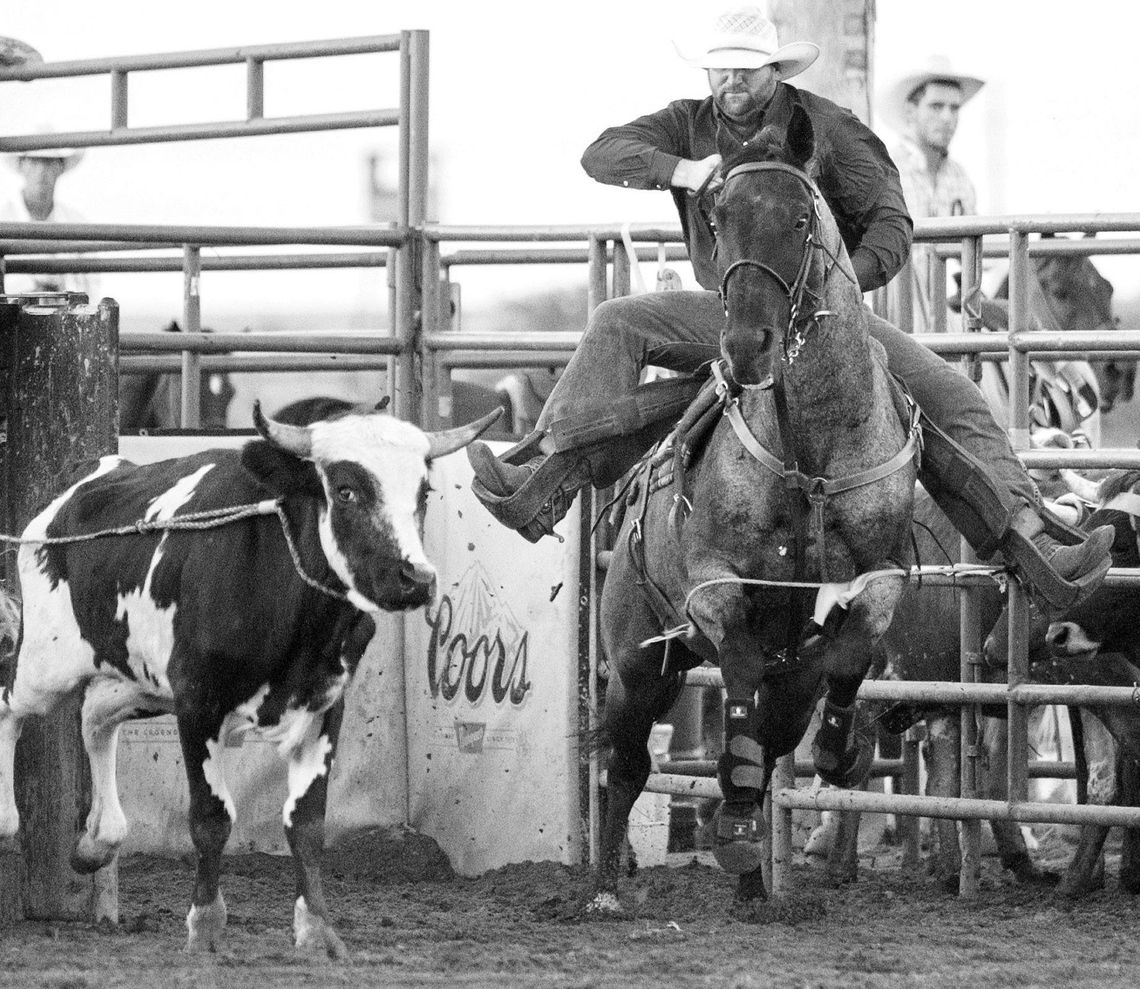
[580,82,913,293]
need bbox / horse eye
[795,215,809,229]
[337,486,357,503]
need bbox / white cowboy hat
[674,6,819,79]
[878,55,985,134]
[4,124,85,173]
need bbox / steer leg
[923,712,963,891]
[177,704,233,953]
[1058,710,1115,899]
[72,680,162,875]
[283,702,349,961]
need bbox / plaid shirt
[890,136,977,332]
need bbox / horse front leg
[687,581,770,879]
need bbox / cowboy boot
[919,419,1113,610]
[467,440,598,543]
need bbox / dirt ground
[1,823,1138,989]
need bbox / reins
[0,499,351,602]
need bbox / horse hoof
[812,734,874,789]
[185,893,227,954]
[584,891,624,916]
[712,805,767,875]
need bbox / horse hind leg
[812,588,903,789]
[589,641,685,915]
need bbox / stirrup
[1002,519,1113,610]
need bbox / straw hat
[674,6,819,79]
[878,55,985,134]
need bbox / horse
[119,321,236,432]
[1002,238,1133,415]
[591,105,919,910]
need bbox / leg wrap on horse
[918,415,1113,609]
[812,699,874,789]
[713,697,768,874]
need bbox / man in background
[1,133,98,298]
[879,54,984,333]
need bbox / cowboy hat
[674,6,819,79]
[0,35,43,68]
[878,55,985,134]
[4,124,85,173]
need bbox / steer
[984,480,1140,898]
[0,399,499,958]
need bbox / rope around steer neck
[0,499,350,603]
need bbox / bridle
[714,160,847,366]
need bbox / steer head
[243,399,501,613]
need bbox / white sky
[3,0,1139,330]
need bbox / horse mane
[721,123,818,180]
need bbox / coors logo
[424,562,531,707]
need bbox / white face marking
[308,415,435,606]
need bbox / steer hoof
[70,834,118,874]
[294,897,350,962]
[185,893,227,953]
[712,804,767,875]
[812,734,874,789]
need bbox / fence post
[957,235,983,898]
[0,295,119,924]
[181,244,202,428]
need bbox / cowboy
[466,5,1112,609]
[879,54,985,332]
[0,129,97,297]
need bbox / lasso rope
[0,499,350,602]
[639,563,1008,648]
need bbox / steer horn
[427,407,503,459]
[253,400,313,458]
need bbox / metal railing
[0,33,429,422]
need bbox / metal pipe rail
[0,36,405,152]
[0,221,406,249]
[681,666,1140,708]
[121,354,389,374]
[777,788,1140,828]
[932,237,1140,259]
[6,252,389,274]
[120,331,403,355]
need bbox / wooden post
[0,295,119,923]
[768,0,874,122]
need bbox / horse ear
[786,104,815,168]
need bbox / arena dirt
[1,824,1138,988]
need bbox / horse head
[712,104,831,388]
